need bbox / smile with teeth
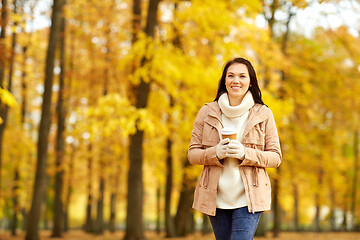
[231,86,241,89]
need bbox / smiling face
[225,63,251,106]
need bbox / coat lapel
[204,102,267,141]
[205,102,223,139]
[241,104,267,140]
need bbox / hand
[226,140,245,160]
[216,138,230,160]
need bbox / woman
[188,57,282,240]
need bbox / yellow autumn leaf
[0,88,17,107]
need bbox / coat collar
[205,101,267,140]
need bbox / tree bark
[0,0,8,85]
[21,45,27,124]
[124,0,160,239]
[314,168,323,232]
[52,1,66,236]
[63,26,75,233]
[165,132,175,237]
[201,214,211,235]
[0,0,8,213]
[273,6,294,237]
[132,0,141,44]
[293,183,299,231]
[351,130,359,230]
[255,213,268,236]
[63,146,74,232]
[109,192,116,232]
[330,184,336,231]
[11,168,19,236]
[9,0,18,236]
[175,161,195,237]
[156,187,161,234]
[84,144,94,233]
[95,176,105,234]
[272,167,281,237]
[25,0,64,239]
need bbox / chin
[229,92,245,98]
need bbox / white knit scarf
[218,91,255,118]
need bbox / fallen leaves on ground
[1,230,360,240]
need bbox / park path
[1,230,360,240]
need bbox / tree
[52,0,67,236]
[124,0,161,239]
[0,0,8,211]
[25,0,65,239]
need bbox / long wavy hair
[214,57,265,105]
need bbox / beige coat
[188,101,282,216]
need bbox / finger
[226,148,240,154]
[220,138,230,145]
[229,140,241,145]
[220,145,228,151]
[225,153,238,158]
[227,143,240,149]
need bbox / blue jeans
[209,207,262,240]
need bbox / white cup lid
[221,127,237,135]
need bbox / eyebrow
[228,71,247,75]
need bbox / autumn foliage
[0,0,360,239]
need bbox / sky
[26,0,360,38]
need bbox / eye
[240,75,246,78]
[227,74,233,78]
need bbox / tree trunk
[272,6,294,237]
[8,0,18,236]
[84,144,94,233]
[175,161,195,237]
[293,183,299,231]
[0,0,8,85]
[25,0,64,239]
[21,44,27,124]
[124,0,160,239]
[351,130,359,230]
[109,192,116,232]
[132,0,141,44]
[255,213,268,236]
[11,168,20,236]
[330,185,336,231]
[63,26,75,233]
[314,192,320,231]
[20,25,29,232]
[95,176,105,234]
[165,137,175,237]
[63,148,74,232]
[201,214,211,235]
[94,19,112,234]
[109,152,121,233]
[314,168,323,232]
[52,1,66,236]
[156,187,161,234]
[273,167,281,237]
[0,0,8,214]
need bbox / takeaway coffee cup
[221,127,237,140]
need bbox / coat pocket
[243,123,265,150]
[202,122,219,147]
[199,166,210,189]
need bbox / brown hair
[214,57,265,105]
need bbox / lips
[231,86,241,90]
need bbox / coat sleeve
[188,106,223,167]
[240,108,282,168]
